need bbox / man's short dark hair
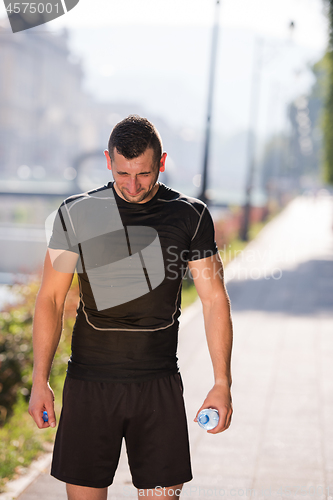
[108,115,163,167]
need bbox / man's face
[105,147,166,204]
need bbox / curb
[0,453,53,500]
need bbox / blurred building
[0,16,258,204]
[0,18,103,180]
[0,19,200,193]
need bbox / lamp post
[198,0,221,205]
[239,36,263,241]
[239,21,295,241]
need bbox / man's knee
[66,483,108,500]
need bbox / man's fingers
[221,407,233,430]
[44,402,56,428]
[194,394,233,431]
[28,384,56,429]
[207,414,226,434]
[29,406,47,429]
[28,402,56,429]
[226,409,233,427]
[208,407,233,434]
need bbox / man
[29,115,233,500]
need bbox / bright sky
[0,0,327,49]
[59,0,328,136]
[0,0,329,137]
[45,0,328,51]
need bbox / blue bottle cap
[199,414,209,425]
[43,411,48,422]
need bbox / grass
[0,286,75,492]
[0,359,69,492]
[181,286,198,309]
[0,394,54,487]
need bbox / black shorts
[51,372,193,490]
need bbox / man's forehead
[112,148,155,170]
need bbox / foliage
[0,280,78,489]
[322,0,333,185]
[181,277,198,309]
[0,284,37,425]
[0,393,54,493]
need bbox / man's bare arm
[28,249,77,429]
[188,252,233,434]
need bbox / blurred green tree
[322,0,333,184]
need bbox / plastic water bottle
[197,408,219,430]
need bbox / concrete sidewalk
[7,194,333,500]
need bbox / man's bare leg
[66,484,108,500]
[137,483,183,499]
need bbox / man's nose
[126,177,140,194]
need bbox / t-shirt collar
[108,181,163,209]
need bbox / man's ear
[159,152,167,173]
[104,149,112,171]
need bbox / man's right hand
[28,382,56,429]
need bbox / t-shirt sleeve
[188,206,218,261]
[48,203,80,255]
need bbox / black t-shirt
[48,181,218,382]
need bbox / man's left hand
[194,383,233,434]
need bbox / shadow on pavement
[226,258,333,315]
